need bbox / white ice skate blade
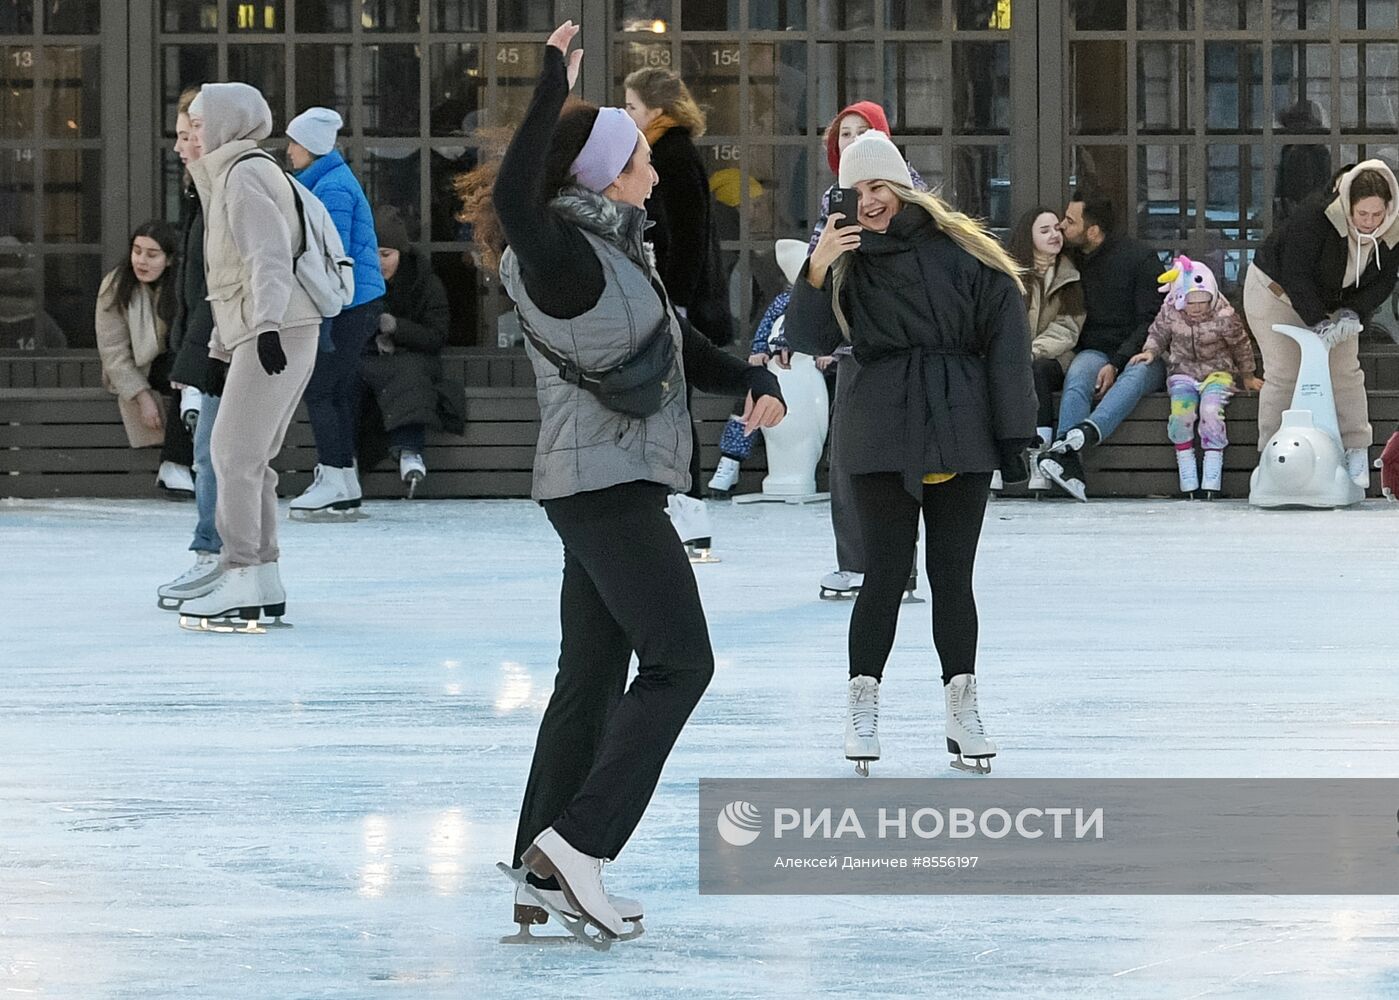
[852,760,872,777]
[178,615,267,635]
[496,863,615,951]
[950,755,993,775]
[819,589,858,600]
[289,508,367,522]
[688,549,720,564]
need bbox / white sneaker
[820,570,864,596]
[521,828,624,938]
[1345,448,1370,488]
[514,883,643,922]
[945,673,997,773]
[157,461,195,497]
[157,551,222,609]
[178,565,273,621]
[290,465,356,513]
[707,456,740,493]
[845,675,881,775]
[1176,446,1199,495]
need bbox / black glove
[257,330,287,376]
[996,439,1031,486]
[205,358,229,398]
[744,365,785,409]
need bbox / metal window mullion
[418,0,430,246]
[1261,0,1274,239]
[1191,0,1207,248]
[737,0,751,329]
[1126,22,1139,241]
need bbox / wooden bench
[3,385,1397,500]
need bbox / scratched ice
[3,496,1399,999]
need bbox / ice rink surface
[3,494,1399,999]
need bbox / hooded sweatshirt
[186,82,321,354]
[1253,158,1399,325]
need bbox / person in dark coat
[1246,159,1399,487]
[1274,99,1332,224]
[359,205,463,498]
[1035,188,1166,501]
[785,131,1035,778]
[623,67,733,347]
[158,83,229,611]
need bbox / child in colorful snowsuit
[1129,256,1264,497]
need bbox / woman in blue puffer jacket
[285,106,387,514]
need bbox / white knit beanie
[287,107,343,156]
[838,132,912,189]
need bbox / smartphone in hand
[827,186,861,225]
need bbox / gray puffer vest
[500,187,691,501]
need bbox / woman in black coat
[360,206,464,497]
[786,131,1035,778]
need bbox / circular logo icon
[716,800,762,847]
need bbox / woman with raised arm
[459,21,784,943]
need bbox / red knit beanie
[824,101,892,174]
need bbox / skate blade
[289,506,366,522]
[902,592,925,604]
[157,595,185,611]
[819,589,857,600]
[688,550,720,564]
[178,615,267,635]
[496,863,614,951]
[506,904,644,943]
[950,754,993,775]
[852,760,872,778]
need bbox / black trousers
[1033,356,1066,430]
[848,472,992,683]
[148,352,193,467]
[513,480,716,872]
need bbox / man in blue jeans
[1037,189,1166,500]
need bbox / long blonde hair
[624,68,707,138]
[829,183,1026,337]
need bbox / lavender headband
[570,107,639,192]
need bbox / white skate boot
[1176,446,1199,497]
[504,882,644,944]
[178,564,281,634]
[944,673,997,775]
[845,675,881,777]
[179,385,202,432]
[707,456,740,493]
[819,569,863,600]
[156,460,195,498]
[254,561,291,628]
[515,827,624,948]
[398,451,426,498]
[1200,449,1224,499]
[157,551,222,611]
[1345,447,1370,489]
[1026,448,1051,493]
[989,469,1004,491]
[666,494,718,563]
[290,465,359,518]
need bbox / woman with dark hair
[1007,206,1084,490]
[464,22,785,944]
[1246,159,1399,488]
[623,67,732,347]
[94,219,193,496]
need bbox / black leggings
[1033,356,1065,430]
[514,480,715,871]
[848,471,992,683]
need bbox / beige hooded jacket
[187,83,321,355]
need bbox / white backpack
[230,151,355,317]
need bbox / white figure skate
[501,880,644,945]
[666,493,718,562]
[290,465,364,520]
[157,551,222,610]
[944,673,997,775]
[845,675,880,777]
[399,451,426,498]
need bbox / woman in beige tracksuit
[179,82,322,624]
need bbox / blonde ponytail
[829,184,1026,338]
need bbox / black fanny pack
[518,307,676,419]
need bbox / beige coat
[94,270,168,448]
[187,84,320,355]
[1025,255,1084,371]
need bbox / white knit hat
[287,106,343,156]
[838,132,912,189]
[774,239,807,286]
